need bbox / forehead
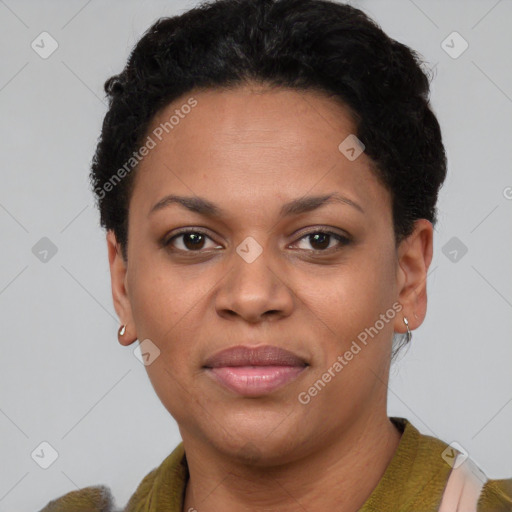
[130,85,390,222]
[145,84,360,161]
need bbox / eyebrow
[148,192,364,218]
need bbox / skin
[107,83,433,511]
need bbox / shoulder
[39,443,187,512]
[38,485,121,512]
[478,477,512,511]
[389,417,512,511]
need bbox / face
[108,84,432,465]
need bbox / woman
[40,0,512,510]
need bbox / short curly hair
[91,0,446,253]
[90,0,447,356]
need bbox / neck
[182,412,402,512]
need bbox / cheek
[295,258,396,419]
[127,266,204,420]
[307,251,395,324]
[297,248,397,372]
[127,253,196,337]
[127,259,211,374]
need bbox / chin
[221,438,300,467]
[203,415,310,466]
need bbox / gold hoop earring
[403,317,412,343]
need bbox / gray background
[0,0,511,510]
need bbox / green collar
[125,417,452,512]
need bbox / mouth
[203,345,309,397]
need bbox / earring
[118,324,126,337]
[403,317,412,343]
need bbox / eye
[292,230,351,252]
[162,228,351,254]
[162,229,221,252]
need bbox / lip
[204,345,308,368]
[203,345,308,396]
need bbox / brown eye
[293,230,351,252]
[163,230,221,252]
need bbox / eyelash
[162,228,351,254]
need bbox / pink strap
[438,453,487,512]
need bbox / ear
[393,219,434,335]
[106,230,137,346]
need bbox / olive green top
[39,417,512,511]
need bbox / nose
[214,238,295,323]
